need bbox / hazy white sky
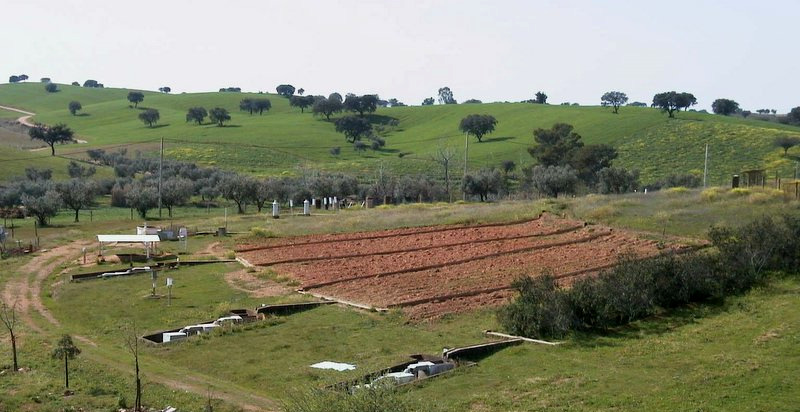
[3,0,798,111]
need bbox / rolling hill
[1,82,799,184]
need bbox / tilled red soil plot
[238,214,686,319]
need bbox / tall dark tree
[459,114,498,142]
[18,74,28,81]
[127,91,144,108]
[71,81,79,86]
[68,101,82,115]
[652,91,682,118]
[51,335,80,389]
[422,97,435,106]
[534,91,548,104]
[312,97,343,120]
[158,86,171,93]
[8,75,20,83]
[253,98,272,115]
[342,94,378,116]
[82,79,100,88]
[437,87,456,104]
[787,106,800,125]
[44,83,58,93]
[711,98,740,116]
[528,123,584,166]
[185,107,208,124]
[569,144,618,185]
[239,98,255,114]
[276,84,296,98]
[676,92,697,111]
[329,92,343,103]
[138,109,160,127]
[289,95,315,113]
[297,88,305,95]
[29,123,75,156]
[600,91,628,114]
[209,107,231,126]
[334,115,372,143]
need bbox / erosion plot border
[299,229,610,290]
[252,223,586,267]
[236,215,547,253]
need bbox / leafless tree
[0,300,19,371]
[432,145,457,202]
[125,322,143,411]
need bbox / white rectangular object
[310,361,356,371]
[162,332,187,343]
[97,234,161,243]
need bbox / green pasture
[1,82,799,182]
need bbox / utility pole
[463,133,469,201]
[158,137,164,218]
[703,143,709,188]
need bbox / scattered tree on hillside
[219,87,241,92]
[712,98,740,116]
[528,123,584,166]
[44,83,58,93]
[343,94,379,116]
[253,98,271,115]
[0,301,19,371]
[127,91,144,108]
[41,77,51,83]
[83,79,102,88]
[18,74,28,81]
[8,75,20,83]
[459,114,498,142]
[773,135,800,155]
[534,91,548,104]
[56,178,96,222]
[600,91,628,114]
[627,101,648,107]
[51,335,80,389]
[676,92,697,111]
[334,115,372,143]
[463,99,482,104]
[185,107,208,124]
[239,98,255,115]
[209,107,231,126]
[651,91,684,118]
[276,84,296,98]
[788,107,800,125]
[68,101,82,115]
[289,95,315,113]
[438,87,457,104]
[297,88,305,95]
[158,86,171,93]
[138,109,160,127]
[125,182,158,218]
[22,189,62,226]
[312,97,343,120]
[329,92,343,103]
[422,97,435,106]
[462,168,503,201]
[29,123,75,156]
[525,165,578,198]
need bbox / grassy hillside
[1,82,799,183]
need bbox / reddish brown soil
[238,214,684,319]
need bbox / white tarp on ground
[97,234,161,243]
[310,361,356,371]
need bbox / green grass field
[2,82,799,183]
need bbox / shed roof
[97,234,161,243]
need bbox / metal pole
[703,143,709,188]
[463,133,469,201]
[158,137,164,218]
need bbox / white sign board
[166,277,173,287]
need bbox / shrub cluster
[499,215,800,338]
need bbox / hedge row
[499,214,800,339]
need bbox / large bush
[498,275,574,338]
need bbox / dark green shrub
[498,275,575,338]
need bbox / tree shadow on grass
[364,114,399,125]
[481,136,516,143]
[76,113,90,117]
[147,124,170,129]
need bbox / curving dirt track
[242,214,686,319]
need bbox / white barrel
[303,199,310,216]
[272,200,280,219]
[333,196,338,210]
